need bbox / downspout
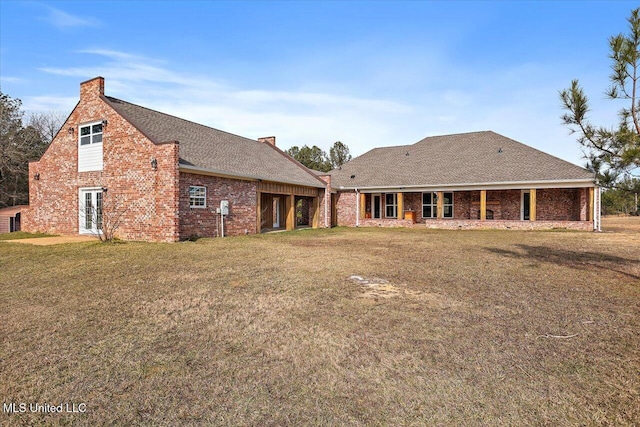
[355,188,360,227]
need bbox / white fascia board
[179,165,326,188]
[338,179,596,193]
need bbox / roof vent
[405,151,410,156]
[350,174,356,179]
[498,147,503,153]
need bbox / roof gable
[103,97,325,188]
[330,131,594,189]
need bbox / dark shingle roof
[330,131,594,189]
[103,96,325,188]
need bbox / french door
[79,188,103,234]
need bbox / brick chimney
[80,76,105,101]
[258,136,276,146]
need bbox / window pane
[96,192,103,229]
[423,206,432,218]
[92,134,102,144]
[424,193,432,204]
[443,192,453,204]
[80,136,91,145]
[444,205,453,218]
[92,124,103,134]
[85,193,93,229]
[386,206,395,217]
[80,126,90,136]
[386,194,395,204]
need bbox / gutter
[338,178,597,193]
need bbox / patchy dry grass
[1,219,639,426]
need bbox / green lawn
[1,223,638,426]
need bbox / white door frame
[79,187,103,234]
[521,190,530,221]
[372,193,382,219]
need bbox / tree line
[285,141,352,172]
[0,92,64,208]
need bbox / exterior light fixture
[68,127,74,134]
[102,119,108,127]
[101,187,108,193]
[150,158,158,170]
[34,173,40,180]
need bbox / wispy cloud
[37,49,415,154]
[41,4,100,29]
[33,48,613,165]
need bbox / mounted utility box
[220,200,229,216]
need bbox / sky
[0,1,637,167]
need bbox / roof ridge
[105,96,263,145]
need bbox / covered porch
[257,181,322,233]
[354,186,599,231]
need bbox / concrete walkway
[2,235,98,245]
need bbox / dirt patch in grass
[1,226,638,426]
[2,235,98,245]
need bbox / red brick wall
[537,188,581,221]
[335,191,357,226]
[24,77,180,242]
[179,172,257,238]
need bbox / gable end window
[80,123,103,145]
[78,121,104,172]
[189,186,207,208]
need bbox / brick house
[327,131,600,231]
[24,77,599,241]
[23,77,328,242]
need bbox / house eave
[337,178,597,193]
[179,164,326,188]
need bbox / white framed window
[422,192,436,218]
[385,193,397,218]
[189,186,206,208]
[78,121,103,172]
[422,192,454,218]
[80,123,103,145]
